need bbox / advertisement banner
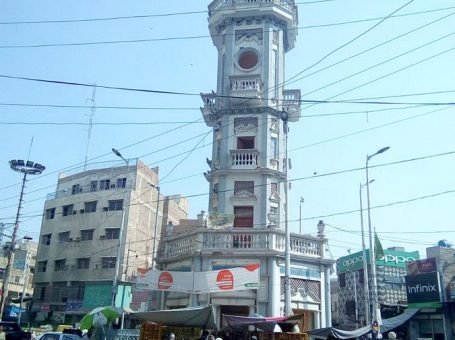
[137,264,260,294]
[337,249,420,273]
[407,258,437,275]
[193,264,260,293]
[137,269,194,293]
[405,272,441,306]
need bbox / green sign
[82,284,112,309]
[337,249,420,273]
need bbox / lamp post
[359,180,374,326]
[111,148,130,308]
[0,160,44,319]
[17,236,33,326]
[366,146,389,336]
[150,184,161,268]
[281,110,291,316]
[299,197,304,234]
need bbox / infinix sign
[405,272,441,304]
[337,249,420,273]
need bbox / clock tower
[201,0,301,232]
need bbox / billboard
[337,249,420,273]
[405,272,441,307]
[407,257,437,275]
[137,264,260,293]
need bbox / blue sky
[1,0,454,260]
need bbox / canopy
[309,308,419,339]
[223,314,302,332]
[133,305,218,330]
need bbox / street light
[359,180,374,326]
[281,110,291,316]
[0,160,44,318]
[111,149,130,308]
[366,146,389,336]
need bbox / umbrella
[79,306,122,330]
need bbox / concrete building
[32,160,188,324]
[0,240,37,321]
[155,0,334,333]
[336,247,419,329]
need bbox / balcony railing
[282,89,301,122]
[158,228,325,260]
[230,149,258,168]
[208,0,295,16]
[200,92,221,127]
[230,75,262,105]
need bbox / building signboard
[407,257,437,275]
[82,284,112,309]
[405,272,441,307]
[337,249,420,273]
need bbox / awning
[308,308,419,339]
[223,314,302,332]
[132,305,218,330]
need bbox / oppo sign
[338,250,419,273]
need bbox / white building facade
[156,0,334,332]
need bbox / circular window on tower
[237,49,259,70]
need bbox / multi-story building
[0,240,37,321]
[155,0,334,333]
[32,160,188,324]
[336,247,419,329]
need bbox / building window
[117,178,127,188]
[90,180,97,192]
[55,259,66,271]
[237,136,255,149]
[271,137,278,159]
[37,261,47,273]
[339,273,346,287]
[105,228,120,240]
[234,206,254,228]
[45,208,55,220]
[62,204,74,217]
[58,232,70,243]
[108,199,123,211]
[345,300,356,316]
[271,182,278,196]
[41,234,51,246]
[71,184,81,195]
[80,229,94,241]
[101,257,116,269]
[77,258,90,270]
[100,179,110,190]
[234,181,254,195]
[84,201,97,213]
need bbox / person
[0,326,5,340]
[169,333,176,340]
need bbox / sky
[1,0,455,261]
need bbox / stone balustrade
[159,228,325,260]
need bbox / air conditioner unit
[72,210,77,215]
[75,237,80,242]
[80,209,85,214]
[100,235,106,240]
[103,207,109,212]
[110,184,116,189]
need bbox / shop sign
[405,272,441,305]
[407,257,437,275]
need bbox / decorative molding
[235,28,263,45]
